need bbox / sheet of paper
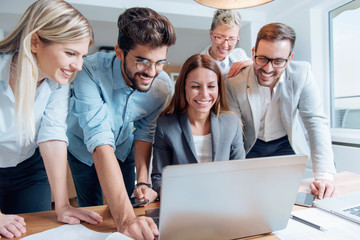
[274,208,360,240]
[21,224,133,240]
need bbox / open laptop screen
[157,155,307,240]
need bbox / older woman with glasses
[202,9,252,78]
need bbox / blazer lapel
[210,112,219,162]
[279,68,293,130]
[179,113,198,162]
[247,72,262,137]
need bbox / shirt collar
[273,72,284,92]
[255,71,285,90]
[0,52,14,90]
[206,45,230,64]
[112,56,133,91]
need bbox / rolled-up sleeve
[134,73,173,143]
[72,64,115,153]
[37,83,70,144]
[134,101,165,143]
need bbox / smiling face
[209,24,239,61]
[31,35,90,85]
[118,44,168,92]
[252,39,294,91]
[185,67,219,117]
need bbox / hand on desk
[55,204,103,225]
[310,179,339,200]
[134,186,158,204]
[121,216,158,240]
[0,212,26,238]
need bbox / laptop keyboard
[343,205,360,217]
[153,217,160,228]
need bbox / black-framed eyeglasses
[126,51,169,72]
[254,54,291,68]
[211,32,239,46]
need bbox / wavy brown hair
[161,54,230,117]
[117,7,176,52]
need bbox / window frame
[310,0,360,145]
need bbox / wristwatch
[135,182,151,188]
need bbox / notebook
[149,155,308,240]
[314,190,360,224]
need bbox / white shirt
[255,73,333,181]
[0,52,70,167]
[257,74,287,142]
[193,133,212,163]
[202,46,250,78]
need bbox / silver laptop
[314,191,360,224]
[155,155,308,240]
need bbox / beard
[123,60,158,93]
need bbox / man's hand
[310,179,338,200]
[121,216,158,240]
[55,204,103,225]
[227,60,253,78]
[0,213,26,238]
[134,185,158,204]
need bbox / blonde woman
[0,0,102,238]
[202,9,252,78]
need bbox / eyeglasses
[211,32,238,46]
[126,51,169,72]
[254,54,290,68]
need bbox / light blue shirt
[0,52,70,167]
[67,52,173,166]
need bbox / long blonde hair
[0,0,94,145]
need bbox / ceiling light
[194,0,273,9]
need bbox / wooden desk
[14,172,360,240]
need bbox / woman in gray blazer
[151,54,246,198]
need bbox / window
[329,0,360,129]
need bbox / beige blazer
[226,61,336,175]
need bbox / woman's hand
[0,213,26,238]
[55,204,103,225]
[227,60,253,78]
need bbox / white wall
[238,21,264,58]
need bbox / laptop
[148,155,307,240]
[314,191,360,224]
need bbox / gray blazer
[226,61,336,175]
[151,111,246,195]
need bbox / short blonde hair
[0,0,93,145]
[210,9,242,31]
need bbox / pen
[132,199,149,208]
[290,215,326,231]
